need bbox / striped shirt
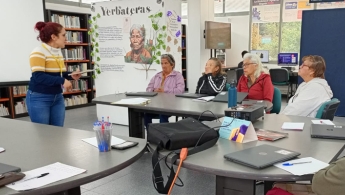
[28,43,71,94]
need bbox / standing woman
[26,22,81,127]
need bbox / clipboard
[68,70,94,76]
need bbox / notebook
[125,92,158,97]
[0,163,21,175]
[212,92,248,103]
[224,144,300,169]
[175,93,208,99]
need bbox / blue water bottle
[228,80,237,108]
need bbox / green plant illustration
[133,11,167,79]
[88,13,101,79]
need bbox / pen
[13,173,49,185]
[282,161,312,166]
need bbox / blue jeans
[26,90,65,127]
[144,113,170,130]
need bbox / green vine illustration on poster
[88,13,101,79]
[130,11,167,79]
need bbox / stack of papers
[193,96,215,102]
[7,162,86,191]
[274,157,329,176]
[82,136,126,147]
[111,98,150,105]
[281,122,305,131]
[311,120,335,125]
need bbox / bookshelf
[182,24,188,92]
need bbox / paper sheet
[6,162,86,191]
[193,96,215,102]
[82,136,126,148]
[311,120,335,125]
[111,98,150,105]
[68,70,94,76]
[281,122,305,131]
[274,157,329,176]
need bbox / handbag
[0,172,25,187]
[148,117,219,194]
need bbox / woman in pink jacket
[145,54,185,129]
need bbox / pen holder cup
[94,127,112,152]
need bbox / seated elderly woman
[237,53,274,102]
[144,54,185,129]
[281,55,333,117]
[196,57,227,96]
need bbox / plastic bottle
[228,80,237,108]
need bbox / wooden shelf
[13,94,26,98]
[182,48,186,50]
[65,43,89,46]
[63,90,89,95]
[182,57,186,60]
[65,28,88,31]
[0,98,9,102]
[182,35,186,38]
[182,69,186,71]
[65,60,90,63]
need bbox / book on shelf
[0,104,9,117]
[64,95,88,107]
[67,63,88,76]
[51,14,81,28]
[255,128,288,141]
[15,99,27,114]
[62,47,86,61]
[12,86,28,96]
[63,80,88,92]
[66,31,83,43]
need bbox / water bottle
[228,80,237,108]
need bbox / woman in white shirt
[281,55,333,117]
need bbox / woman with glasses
[196,57,227,96]
[237,53,274,102]
[281,55,333,117]
[144,54,185,129]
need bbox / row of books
[67,63,88,76]
[63,80,88,92]
[13,86,28,96]
[51,14,81,29]
[0,104,9,117]
[15,100,27,114]
[65,95,88,107]
[66,31,84,43]
[62,47,86,61]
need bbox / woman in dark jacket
[196,58,227,96]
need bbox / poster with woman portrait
[91,0,181,125]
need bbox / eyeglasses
[243,63,256,68]
[300,63,311,68]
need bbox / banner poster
[316,1,345,9]
[252,0,281,23]
[283,0,313,22]
[90,0,182,97]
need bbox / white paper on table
[68,70,94,76]
[193,96,215,102]
[6,162,86,191]
[82,136,126,147]
[274,157,329,176]
[111,98,150,105]
[281,122,305,131]
[311,120,335,125]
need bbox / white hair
[243,53,265,78]
[130,24,145,39]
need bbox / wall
[46,2,91,13]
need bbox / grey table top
[0,118,146,195]
[157,114,345,181]
[93,93,273,117]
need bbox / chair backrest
[269,68,289,84]
[236,68,243,84]
[315,98,340,120]
[271,87,282,114]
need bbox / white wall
[214,15,250,68]
[45,2,91,13]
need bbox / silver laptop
[0,163,21,175]
[224,144,300,169]
[212,92,248,103]
[125,92,158,97]
[175,93,208,99]
[311,124,345,140]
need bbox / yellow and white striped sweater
[28,43,70,94]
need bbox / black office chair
[236,68,243,84]
[269,68,290,102]
[319,99,341,121]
